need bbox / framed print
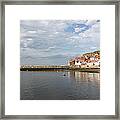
[0,0,119,119]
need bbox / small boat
[63,74,66,76]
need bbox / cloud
[27,30,37,34]
[27,38,33,41]
[90,47,97,50]
[23,43,27,48]
[20,20,100,65]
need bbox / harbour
[20,20,100,100]
[21,70,100,100]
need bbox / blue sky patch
[64,23,91,34]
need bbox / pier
[20,65,70,71]
[20,65,100,72]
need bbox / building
[68,51,100,68]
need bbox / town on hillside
[68,51,100,68]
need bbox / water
[20,71,100,100]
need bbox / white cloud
[79,22,100,40]
[27,30,37,34]
[75,27,80,33]
[20,20,100,65]
[79,33,87,38]
[55,32,59,34]
[70,36,80,39]
[23,43,27,47]
[27,38,33,41]
[37,30,46,33]
[48,46,56,49]
[86,20,97,26]
[90,47,97,50]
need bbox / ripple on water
[20,71,100,100]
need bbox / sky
[20,20,100,65]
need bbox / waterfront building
[68,51,100,68]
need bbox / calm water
[20,71,100,100]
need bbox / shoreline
[20,67,100,73]
[69,68,100,73]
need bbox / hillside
[83,50,100,56]
[81,50,100,59]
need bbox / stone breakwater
[20,65,100,73]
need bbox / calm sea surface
[20,71,100,100]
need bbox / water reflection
[68,71,100,81]
[20,71,100,100]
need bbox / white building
[94,60,100,66]
[75,60,82,66]
[90,57,95,61]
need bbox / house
[68,51,100,68]
[68,59,75,66]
